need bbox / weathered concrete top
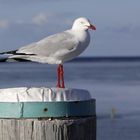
[0,87,92,102]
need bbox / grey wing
[17,31,79,57]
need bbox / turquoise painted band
[0,99,96,118]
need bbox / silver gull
[0,17,96,88]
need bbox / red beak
[88,24,96,30]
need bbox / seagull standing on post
[0,17,96,88]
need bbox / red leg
[60,64,65,88]
[56,64,61,88]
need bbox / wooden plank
[0,117,96,140]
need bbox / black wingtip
[0,50,36,56]
[0,58,8,62]
[0,58,31,63]
[0,50,18,55]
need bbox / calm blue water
[0,59,140,140]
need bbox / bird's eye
[80,21,84,24]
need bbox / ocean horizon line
[0,56,140,63]
[70,56,140,62]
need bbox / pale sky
[0,0,139,56]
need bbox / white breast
[63,30,90,61]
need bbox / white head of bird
[72,17,96,31]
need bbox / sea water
[0,58,140,140]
